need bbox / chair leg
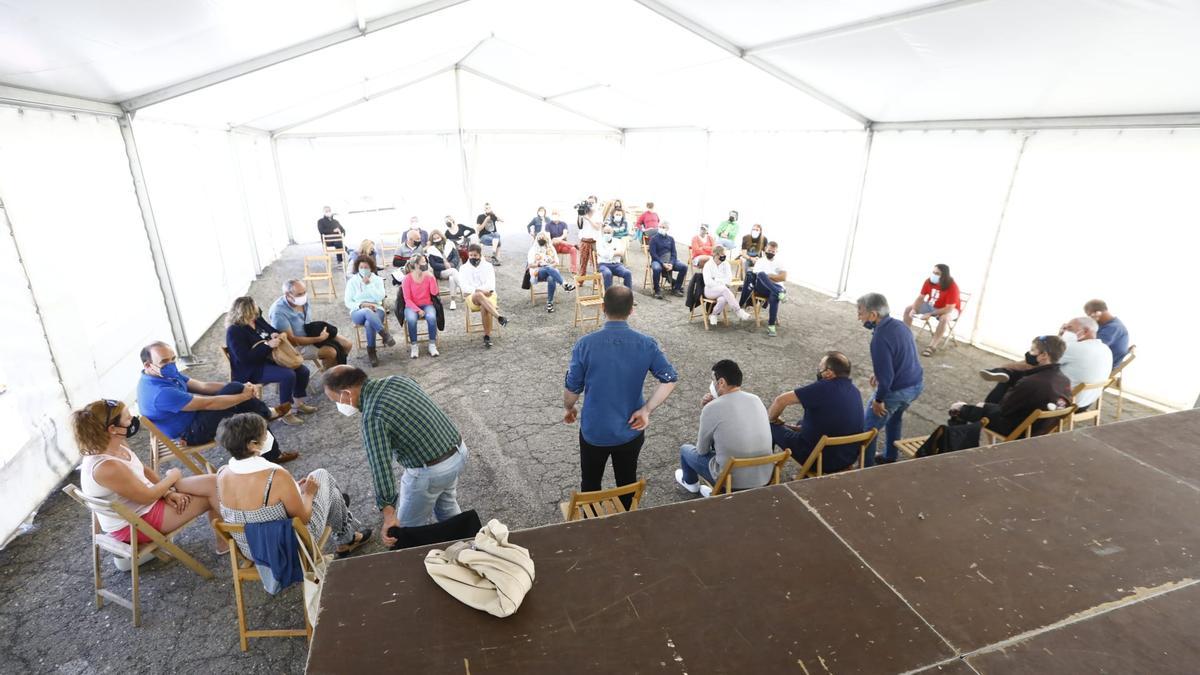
[227,553,250,652]
[92,541,103,609]
[130,538,141,627]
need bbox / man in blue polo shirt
[857,293,924,465]
[1084,299,1130,368]
[137,341,298,463]
[767,351,865,472]
[564,286,678,507]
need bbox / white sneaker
[737,309,752,321]
[410,344,419,359]
[708,314,719,326]
[449,299,457,311]
[674,469,700,494]
[428,343,440,357]
[700,485,713,498]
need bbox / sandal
[336,528,373,559]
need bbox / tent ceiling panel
[281,70,460,135]
[758,0,1200,122]
[460,38,594,101]
[456,69,614,132]
[0,0,436,103]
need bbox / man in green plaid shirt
[322,366,467,547]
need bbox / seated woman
[345,255,395,367]
[701,245,752,325]
[605,208,631,239]
[739,224,767,268]
[215,413,370,560]
[425,230,463,310]
[443,216,475,263]
[690,224,716,270]
[527,206,549,237]
[902,263,962,357]
[402,254,441,359]
[225,296,312,426]
[74,399,227,561]
[527,232,575,314]
[347,239,380,276]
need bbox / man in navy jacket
[857,293,924,464]
[648,222,686,299]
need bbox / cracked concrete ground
[0,239,1154,673]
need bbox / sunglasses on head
[93,399,120,427]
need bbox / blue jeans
[651,259,685,292]
[397,443,468,526]
[739,271,783,325]
[679,444,716,485]
[599,262,632,289]
[258,363,310,405]
[864,382,924,463]
[404,305,437,343]
[717,237,736,250]
[351,307,385,347]
[479,233,499,247]
[536,267,565,303]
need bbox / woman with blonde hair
[348,238,380,274]
[225,296,312,425]
[702,245,752,325]
[73,399,227,563]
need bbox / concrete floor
[0,240,1153,673]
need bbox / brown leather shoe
[269,402,292,420]
[275,451,300,464]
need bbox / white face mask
[752,229,761,237]
[291,294,308,306]
[930,273,941,284]
[258,430,275,455]
[709,381,719,399]
[1061,331,1079,344]
[336,392,359,417]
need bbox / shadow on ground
[0,240,1154,672]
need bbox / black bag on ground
[685,273,705,311]
[915,422,983,457]
[431,295,445,332]
[387,510,483,550]
[521,268,532,290]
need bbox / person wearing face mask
[443,215,476,251]
[1083,299,1130,368]
[460,243,508,348]
[739,224,767,266]
[674,360,774,496]
[690,224,715,270]
[902,263,962,357]
[344,256,395,367]
[980,317,1112,411]
[74,398,228,562]
[348,239,381,276]
[317,206,346,262]
[605,208,630,239]
[321,366,469,544]
[597,225,634,291]
[545,209,579,274]
[738,241,788,337]
[715,210,740,250]
[701,245,752,325]
[394,229,426,270]
[215,412,371,562]
[425,231,463,311]
[269,280,353,370]
[527,206,549,237]
[225,296,314,426]
[649,221,686,299]
[402,255,441,359]
[635,201,660,243]
[138,341,299,463]
[528,232,576,313]
[857,293,924,464]
[476,203,503,265]
[766,352,865,473]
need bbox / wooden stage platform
[307,410,1200,674]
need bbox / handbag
[424,519,535,618]
[297,532,328,627]
[270,339,305,369]
[431,295,446,332]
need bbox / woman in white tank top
[73,399,226,553]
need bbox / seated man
[394,229,425,269]
[137,341,298,463]
[317,206,345,262]
[1084,299,1130,368]
[649,221,686,300]
[675,360,774,494]
[545,210,579,274]
[597,225,633,290]
[738,240,788,337]
[944,335,1072,443]
[767,352,864,472]
[981,317,1112,411]
[269,279,353,370]
[460,243,508,349]
[476,203,503,265]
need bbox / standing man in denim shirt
[857,293,924,465]
[564,286,678,507]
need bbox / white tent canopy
[2,0,1199,544]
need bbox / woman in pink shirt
[402,254,441,359]
[690,224,716,270]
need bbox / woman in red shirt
[903,263,962,356]
[402,254,441,359]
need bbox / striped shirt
[360,376,461,510]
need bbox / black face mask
[718,255,727,262]
[765,252,775,260]
[469,258,481,267]
[863,320,877,330]
[119,417,141,438]
[418,264,429,272]
[816,370,825,381]
[1024,351,1040,366]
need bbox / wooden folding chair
[141,416,216,476]
[749,291,782,328]
[378,232,403,263]
[573,274,603,331]
[1069,381,1111,430]
[302,255,337,302]
[63,484,213,627]
[353,298,392,349]
[795,429,879,479]
[559,480,646,521]
[642,254,653,290]
[920,291,971,348]
[702,449,791,496]
[214,518,331,652]
[321,234,346,272]
[1107,345,1137,420]
[982,405,1076,445]
[895,419,990,459]
[465,294,499,334]
[529,269,549,305]
[689,294,728,330]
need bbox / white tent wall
[620,130,710,237]
[0,105,173,543]
[132,118,264,343]
[230,131,290,262]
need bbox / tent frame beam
[269,65,455,136]
[745,0,992,55]
[873,113,1200,131]
[630,0,870,127]
[0,84,121,116]
[119,0,471,112]
[456,65,623,131]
